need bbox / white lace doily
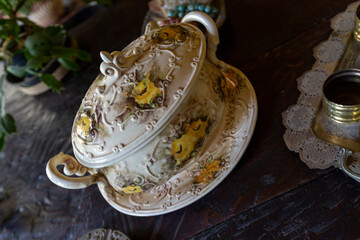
[282,1,360,171]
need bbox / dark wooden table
[1,0,359,239]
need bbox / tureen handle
[46,153,103,189]
[181,11,225,69]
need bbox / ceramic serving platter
[96,64,257,216]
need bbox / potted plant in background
[0,0,101,151]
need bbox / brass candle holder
[335,5,360,71]
[311,69,360,182]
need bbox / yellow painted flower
[171,119,208,165]
[132,72,161,106]
[76,113,93,141]
[171,134,198,165]
[195,159,222,185]
[152,25,187,45]
[187,118,208,138]
[121,185,143,194]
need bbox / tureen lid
[72,20,207,168]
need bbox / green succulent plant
[5,25,91,91]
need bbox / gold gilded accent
[354,6,360,41]
[322,95,360,124]
[311,115,360,152]
[335,5,360,70]
[311,70,360,152]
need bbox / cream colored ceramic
[46,12,258,215]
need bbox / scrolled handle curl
[46,153,103,189]
[100,63,119,79]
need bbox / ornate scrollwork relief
[73,24,203,163]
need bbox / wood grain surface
[0,0,359,239]
[190,170,360,239]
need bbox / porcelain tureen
[46,12,257,216]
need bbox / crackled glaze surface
[72,24,206,168]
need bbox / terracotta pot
[28,0,65,27]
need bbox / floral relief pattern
[121,66,166,115]
[78,64,248,196]
[146,115,213,189]
[74,101,107,145]
[115,65,249,195]
[212,66,246,102]
[194,156,225,185]
[72,23,203,164]
[76,112,95,142]
[66,19,258,214]
[170,117,209,165]
[75,66,166,145]
[130,72,162,107]
[96,63,257,215]
[151,25,188,45]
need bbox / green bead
[178,4,186,12]
[212,7,219,14]
[204,5,211,13]
[198,4,205,11]
[194,3,199,10]
[178,11,185,18]
[187,4,194,11]
[167,9,176,17]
